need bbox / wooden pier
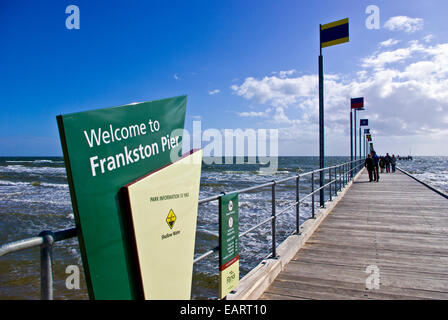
[260,168,448,300]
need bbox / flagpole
[318,24,325,208]
[350,110,353,178]
[366,134,368,156]
[354,109,357,160]
[359,126,362,159]
[364,133,366,157]
[363,133,365,158]
[367,135,368,155]
[318,18,349,207]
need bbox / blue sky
[1,0,448,156]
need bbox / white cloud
[423,34,434,43]
[274,69,297,78]
[384,16,423,33]
[231,74,317,108]
[231,39,448,155]
[361,41,426,69]
[173,74,179,80]
[379,38,401,48]
[208,89,220,95]
[238,110,269,117]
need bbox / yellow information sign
[123,149,203,300]
[220,259,239,298]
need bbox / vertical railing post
[336,166,342,191]
[348,163,350,182]
[350,163,357,181]
[347,163,350,183]
[344,163,347,185]
[329,168,332,202]
[271,181,277,258]
[39,231,54,300]
[311,172,315,219]
[296,175,300,235]
[333,167,337,197]
[339,164,341,191]
[347,163,349,184]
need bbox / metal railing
[397,167,448,200]
[0,158,365,300]
[0,228,77,300]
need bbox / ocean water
[1,156,446,299]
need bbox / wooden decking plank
[259,292,309,300]
[295,246,448,267]
[260,169,448,300]
[289,257,448,279]
[280,260,448,294]
[266,277,428,300]
[273,273,448,300]
[265,282,366,300]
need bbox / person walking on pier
[379,156,385,173]
[385,153,391,173]
[391,154,397,173]
[365,154,375,182]
[372,151,380,182]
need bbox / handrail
[0,228,77,257]
[397,167,448,200]
[0,158,365,299]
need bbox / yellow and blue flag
[320,18,349,48]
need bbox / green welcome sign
[57,96,187,299]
